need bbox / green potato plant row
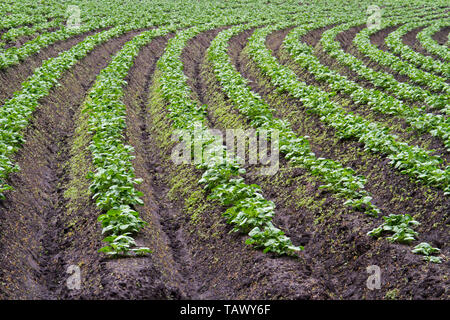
[384,18,450,77]
[208,23,382,217]
[353,11,450,94]
[246,25,450,195]
[417,19,450,62]
[284,22,450,151]
[321,16,450,113]
[83,27,175,257]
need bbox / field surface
[0,0,448,300]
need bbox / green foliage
[412,242,442,263]
[368,214,419,244]
[157,25,301,256]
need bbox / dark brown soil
[206,27,450,299]
[271,28,450,162]
[0,30,143,299]
[402,26,436,57]
[303,24,445,116]
[0,28,106,105]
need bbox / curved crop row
[384,19,450,77]
[417,19,450,62]
[208,24,382,216]
[247,25,450,195]
[157,25,301,255]
[284,23,450,151]
[321,21,450,114]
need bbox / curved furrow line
[381,20,450,77]
[0,26,63,51]
[0,21,115,70]
[209,23,448,288]
[302,23,444,116]
[225,23,450,215]
[0,29,141,300]
[185,25,348,300]
[211,22,448,298]
[66,30,193,299]
[109,32,198,299]
[279,23,450,155]
[355,13,450,93]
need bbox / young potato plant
[412,242,442,263]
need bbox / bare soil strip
[337,25,426,89]
[0,30,141,299]
[431,25,450,45]
[303,24,446,116]
[273,28,450,162]
[216,28,449,299]
[0,28,107,104]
